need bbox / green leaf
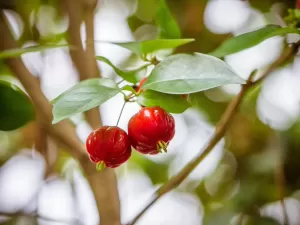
[0,44,69,59]
[113,39,194,57]
[143,53,245,94]
[155,0,181,39]
[122,85,136,93]
[209,25,300,58]
[95,56,148,83]
[137,90,190,113]
[0,80,35,131]
[52,78,120,123]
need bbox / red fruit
[297,0,300,9]
[86,126,131,168]
[128,106,175,155]
[135,77,147,93]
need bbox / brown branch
[63,0,102,129]
[128,41,300,225]
[0,11,120,225]
[62,1,121,224]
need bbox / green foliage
[113,39,194,59]
[284,9,300,28]
[52,78,120,123]
[203,207,235,225]
[155,0,181,39]
[209,25,300,58]
[0,80,35,131]
[188,92,227,124]
[0,44,69,59]
[143,53,245,94]
[137,90,191,113]
[122,85,136,93]
[246,216,280,225]
[95,56,149,83]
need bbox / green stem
[116,101,126,127]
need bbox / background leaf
[143,53,245,94]
[0,80,35,131]
[137,90,191,113]
[0,44,69,59]
[113,39,194,57]
[155,0,181,39]
[96,56,148,83]
[52,78,120,123]
[209,25,300,58]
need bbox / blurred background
[1,0,300,224]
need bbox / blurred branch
[63,0,101,129]
[63,0,121,224]
[35,123,48,158]
[0,211,78,224]
[0,11,120,225]
[128,41,300,225]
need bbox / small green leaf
[143,53,245,94]
[0,44,69,59]
[209,25,300,58]
[52,78,120,123]
[122,85,136,93]
[113,39,194,57]
[137,90,190,113]
[96,56,148,83]
[0,80,35,131]
[155,0,181,39]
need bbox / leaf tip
[51,118,60,124]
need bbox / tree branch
[63,0,102,129]
[62,1,121,224]
[128,41,300,225]
[0,11,120,225]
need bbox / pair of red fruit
[86,106,175,169]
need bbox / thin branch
[0,11,121,225]
[128,41,300,225]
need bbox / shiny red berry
[128,106,175,155]
[86,126,131,168]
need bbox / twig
[128,41,300,225]
[0,10,121,225]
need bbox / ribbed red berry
[128,106,175,155]
[86,126,131,168]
